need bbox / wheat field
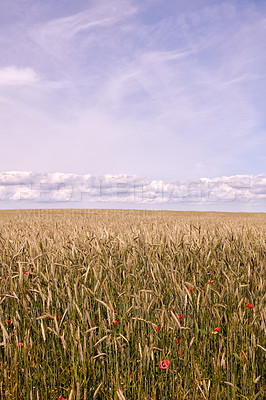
[0,209,265,399]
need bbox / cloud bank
[0,171,265,211]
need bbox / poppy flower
[58,398,67,400]
[18,342,23,347]
[23,270,32,276]
[208,280,214,284]
[176,337,180,345]
[188,287,194,290]
[241,356,244,359]
[6,320,13,324]
[178,314,184,323]
[156,327,160,331]
[246,304,253,309]
[159,359,170,370]
[115,320,119,325]
[114,310,117,314]
[214,327,221,332]
[130,373,133,378]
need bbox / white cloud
[0,66,39,86]
[0,171,265,210]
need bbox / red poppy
[188,287,194,290]
[115,320,119,325]
[246,304,253,309]
[18,342,23,347]
[114,310,117,313]
[214,327,221,332]
[176,337,180,345]
[58,398,67,400]
[130,373,133,378]
[6,320,13,324]
[178,314,184,323]
[156,327,160,331]
[241,356,244,359]
[159,359,170,370]
[23,270,32,276]
[208,280,214,284]
[110,322,113,326]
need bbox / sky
[0,0,266,211]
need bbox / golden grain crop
[0,209,265,399]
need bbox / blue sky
[0,0,266,211]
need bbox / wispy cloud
[31,0,137,73]
[40,0,136,38]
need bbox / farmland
[0,209,265,399]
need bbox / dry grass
[0,209,265,399]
